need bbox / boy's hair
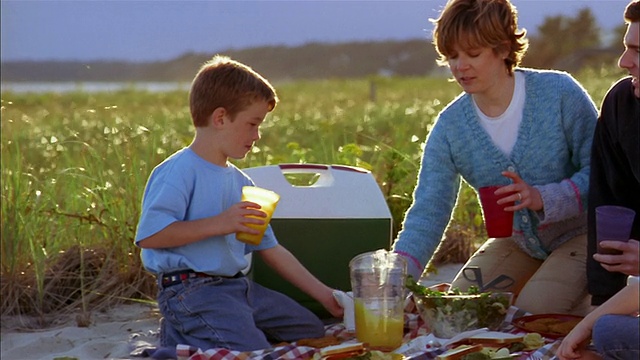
[432,0,528,74]
[625,1,640,23]
[189,55,278,127]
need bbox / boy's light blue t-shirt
[135,148,277,275]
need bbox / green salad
[406,276,512,338]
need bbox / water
[0,82,191,94]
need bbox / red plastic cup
[478,186,515,238]
[596,205,636,255]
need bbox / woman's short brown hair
[432,0,528,74]
[189,55,278,127]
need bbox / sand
[0,303,161,360]
[0,263,463,360]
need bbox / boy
[135,55,343,352]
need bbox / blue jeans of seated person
[157,275,325,351]
[592,314,639,360]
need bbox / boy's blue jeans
[592,314,639,360]
[157,274,325,351]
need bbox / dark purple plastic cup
[596,205,636,255]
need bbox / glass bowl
[413,292,513,339]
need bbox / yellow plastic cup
[236,186,280,245]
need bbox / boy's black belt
[160,270,243,287]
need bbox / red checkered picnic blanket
[174,298,563,360]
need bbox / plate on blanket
[512,314,583,339]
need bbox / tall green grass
[0,69,622,321]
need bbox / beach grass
[0,68,623,325]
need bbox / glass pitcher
[349,249,407,351]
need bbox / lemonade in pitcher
[354,297,404,351]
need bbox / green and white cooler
[242,163,393,318]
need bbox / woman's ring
[517,193,522,201]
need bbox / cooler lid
[242,164,392,219]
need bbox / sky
[0,0,631,63]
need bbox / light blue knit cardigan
[392,68,598,277]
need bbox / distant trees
[609,23,628,51]
[523,7,618,71]
[1,40,440,83]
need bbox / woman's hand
[497,171,543,212]
[556,321,594,360]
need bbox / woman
[392,0,598,315]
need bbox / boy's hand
[217,201,266,236]
[320,288,344,318]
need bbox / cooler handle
[278,163,369,173]
[276,164,370,187]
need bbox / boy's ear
[210,107,227,127]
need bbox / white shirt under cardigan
[475,71,525,157]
